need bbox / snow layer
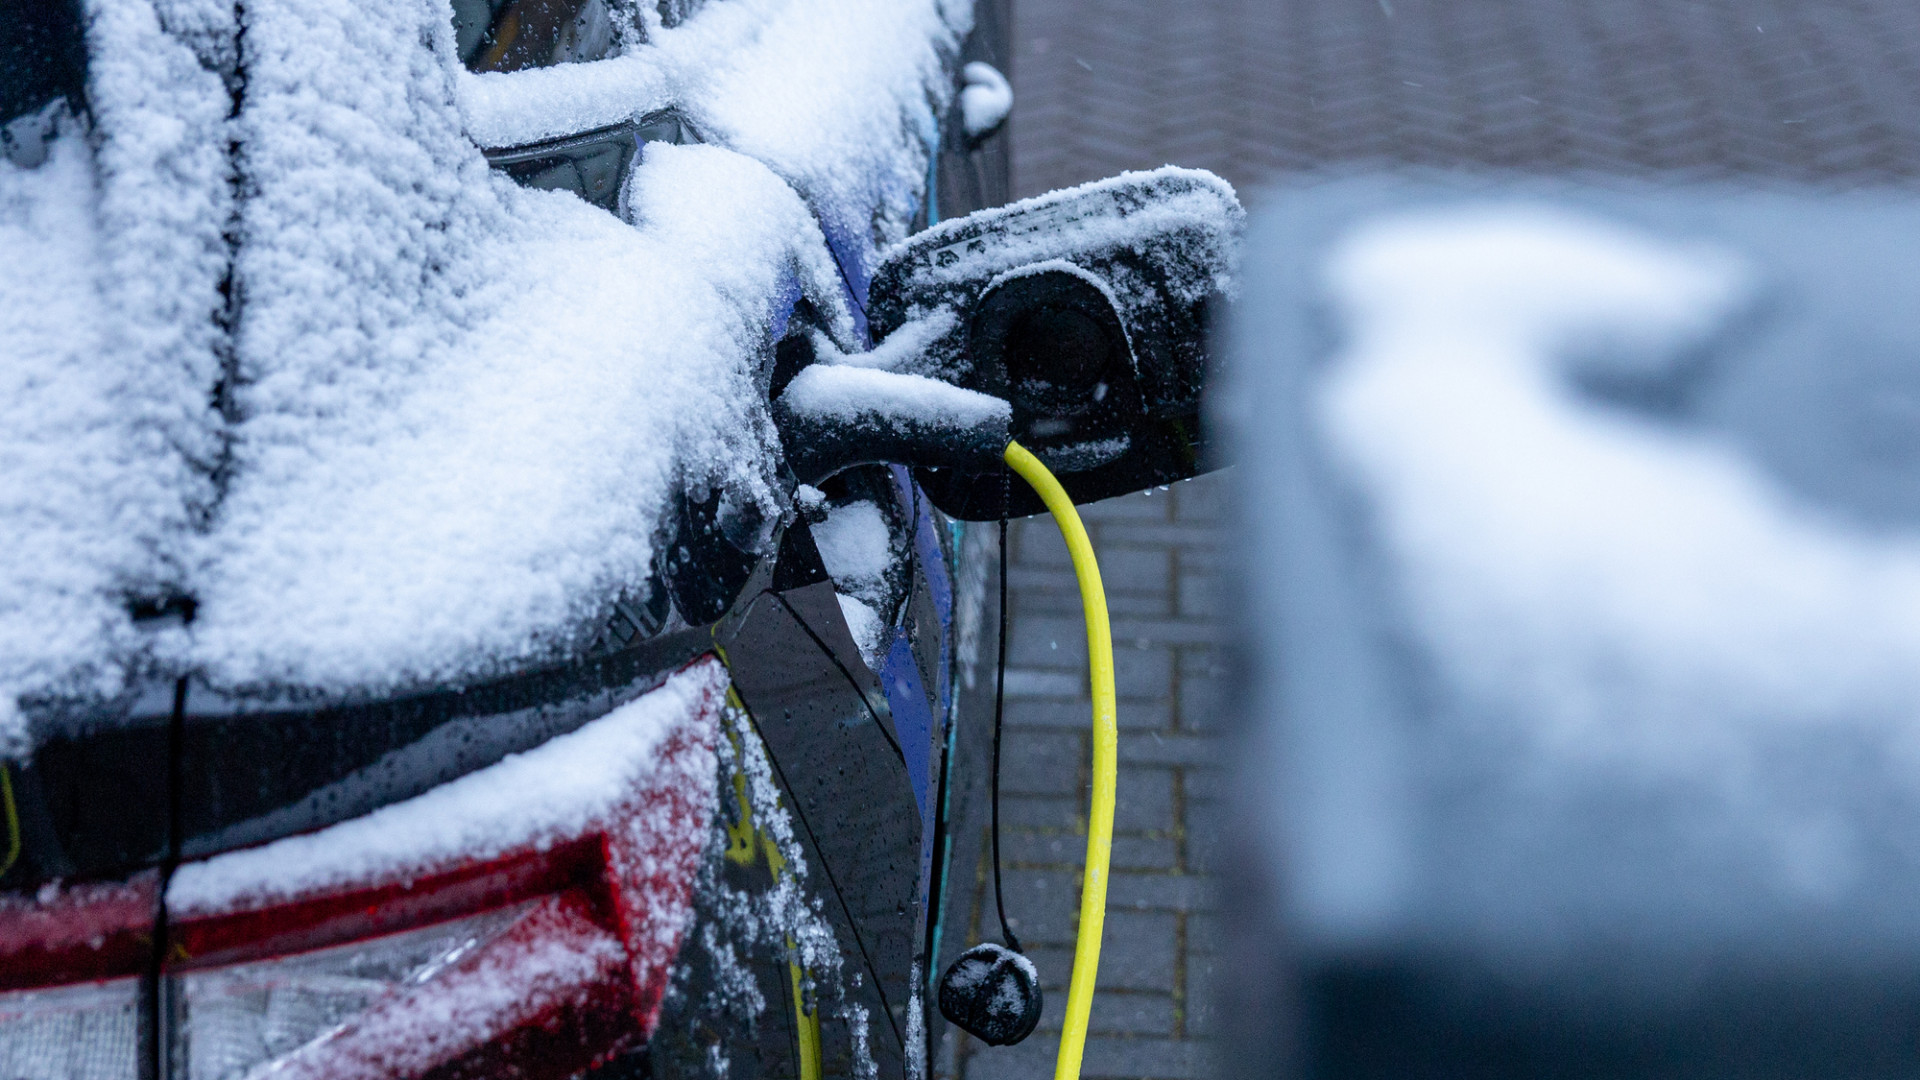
[458,0,973,275]
[782,364,1010,431]
[814,310,958,372]
[814,501,895,596]
[184,0,868,694]
[196,142,836,690]
[958,62,1012,140]
[870,167,1241,382]
[835,596,887,671]
[0,0,230,749]
[896,167,1239,303]
[1297,202,1920,950]
[245,896,626,1080]
[1316,207,1920,783]
[168,660,724,914]
[815,499,900,666]
[3,0,973,735]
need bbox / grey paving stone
[1079,1037,1216,1080]
[1017,913,1180,994]
[1180,767,1228,803]
[1019,991,1180,1038]
[1177,646,1226,678]
[1006,695,1175,732]
[1016,0,1920,200]
[1003,830,1180,873]
[962,1033,1217,1080]
[1088,993,1179,1037]
[958,1039,1053,1080]
[1084,523,1220,551]
[1113,645,1174,700]
[1095,910,1181,990]
[1004,568,1086,600]
[1187,913,1222,955]
[1171,544,1223,572]
[1001,829,1082,867]
[1113,767,1176,833]
[1015,520,1074,565]
[1001,668,1084,699]
[1175,671,1228,731]
[1020,944,1078,990]
[1105,872,1217,914]
[1109,618,1227,648]
[1183,972,1220,1039]
[1109,834,1181,872]
[1113,697,1177,732]
[1000,867,1085,945]
[1000,729,1086,796]
[1171,475,1228,524]
[1101,590,1175,618]
[974,1034,1218,1080]
[1181,946,1226,1040]
[1175,570,1219,621]
[1117,732,1221,769]
[1004,697,1098,729]
[1009,614,1089,668]
[1093,545,1173,596]
[1002,794,1081,831]
[1185,811,1225,876]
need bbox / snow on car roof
[0,0,967,748]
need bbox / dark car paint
[0,0,85,134]
[705,577,923,1078]
[6,625,715,888]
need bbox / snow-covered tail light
[0,661,727,1079]
[172,897,624,1080]
[0,978,140,1079]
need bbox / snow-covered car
[0,0,1238,1077]
[1224,178,1920,1077]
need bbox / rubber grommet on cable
[938,942,1044,1046]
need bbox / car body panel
[0,0,1046,1073]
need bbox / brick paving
[1007,0,1295,200]
[938,0,1270,1071]
[941,0,1920,1077]
[1008,0,1920,202]
[942,475,1229,1080]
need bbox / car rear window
[451,0,619,73]
[0,0,86,158]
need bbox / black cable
[991,466,1021,954]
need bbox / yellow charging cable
[1002,440,1116,1080]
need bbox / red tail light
[0,660,727,1080]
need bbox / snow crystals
[0,0,977,746]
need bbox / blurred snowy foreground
[1227,181,1920,966]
